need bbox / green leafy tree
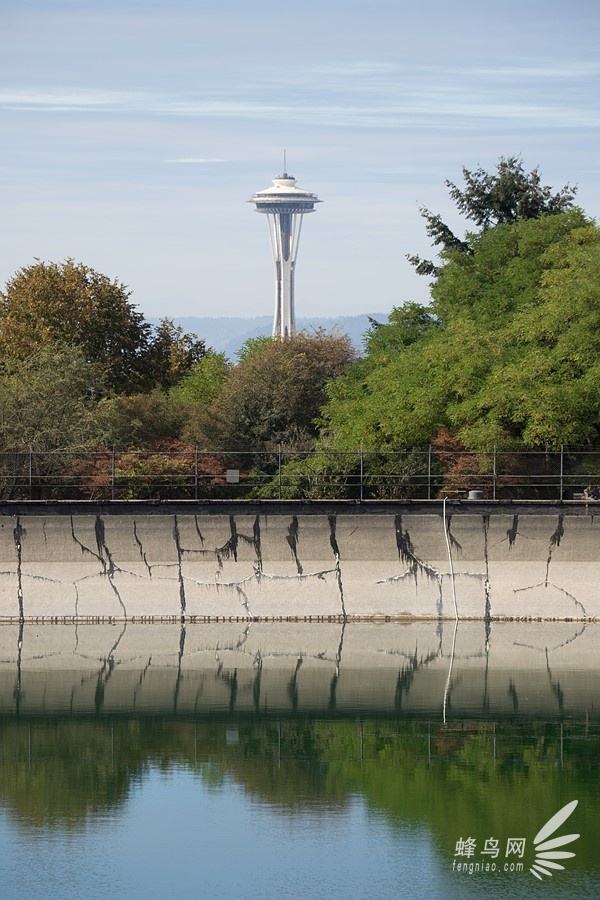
[0,344,108,498]
[0,259,152,393]
[114,444,195,499]
[317,302,442,451]
[170,350,230,404]
[102,389,188,447]
[147,317,206,389]
[408,156,577,276]
[362,303,440,357]
[236,334,272,362]
[317,209,600,464]
[450,219,600,449]
[184,329,355,458]
[0,343,105,452]
[0,260,207,393]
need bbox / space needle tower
[249,160,321,338]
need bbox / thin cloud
[167,158,228,163]
[0,87,146,111]
[0,68,598,131]
[464,61,600,81]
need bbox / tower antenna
[283,149,287,176]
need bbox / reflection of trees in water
[0,721,140,826]
[0,719,196,826]
[0,717,597,872]
[220,721,343,811]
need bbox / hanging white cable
[442,617,459,725]
[443,496,459,620]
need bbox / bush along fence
[2,445,600,502]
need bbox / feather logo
[530,799,579,881]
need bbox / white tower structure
[249,165,321,338]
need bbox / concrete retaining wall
[1,501,599,621]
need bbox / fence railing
[2,446,600,501]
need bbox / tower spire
[249,167,322,339]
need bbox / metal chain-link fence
[2,446,600,501]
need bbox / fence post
[359,448,364,502]
[111,447,115,501]
[194,444,199,501]
[560,444,564,501]
[427,444,432,500]
[493,445,497,501]
[29,446,33,500]
[278,443,282,500]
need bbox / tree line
[1,156,599,499]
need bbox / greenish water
[0,709,597,898]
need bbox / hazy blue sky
[1,0,599,321]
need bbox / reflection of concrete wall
[0,621,597,720]
[1,502,600,619]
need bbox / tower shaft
[268,210,303,337]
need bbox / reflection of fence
[2,446,600,501]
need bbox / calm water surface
[0,623,597,899]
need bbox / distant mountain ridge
[153,313,389,359]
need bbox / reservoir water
[0,621,597,899]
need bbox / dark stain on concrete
[286,516,303,575]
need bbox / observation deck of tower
[249,167,321,338]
